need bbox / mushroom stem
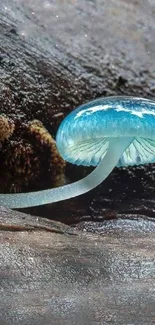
[0,137,133,208]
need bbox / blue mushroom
[1,96,155,208]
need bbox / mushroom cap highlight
[56,96,155,167]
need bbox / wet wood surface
[1,208,155,325]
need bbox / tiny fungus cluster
[1,96,155,208]
[0,119,65,194]
[0,115,15,142]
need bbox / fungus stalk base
[0,137,133,208]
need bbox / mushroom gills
[63,136,155,168]
[63,137,110,166]
[118,137,155,167]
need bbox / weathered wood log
[1,207,155,325]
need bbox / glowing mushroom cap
[56,96,155,167]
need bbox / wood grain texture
[1,208,155,325]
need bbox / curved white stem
[0,137,133,208]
